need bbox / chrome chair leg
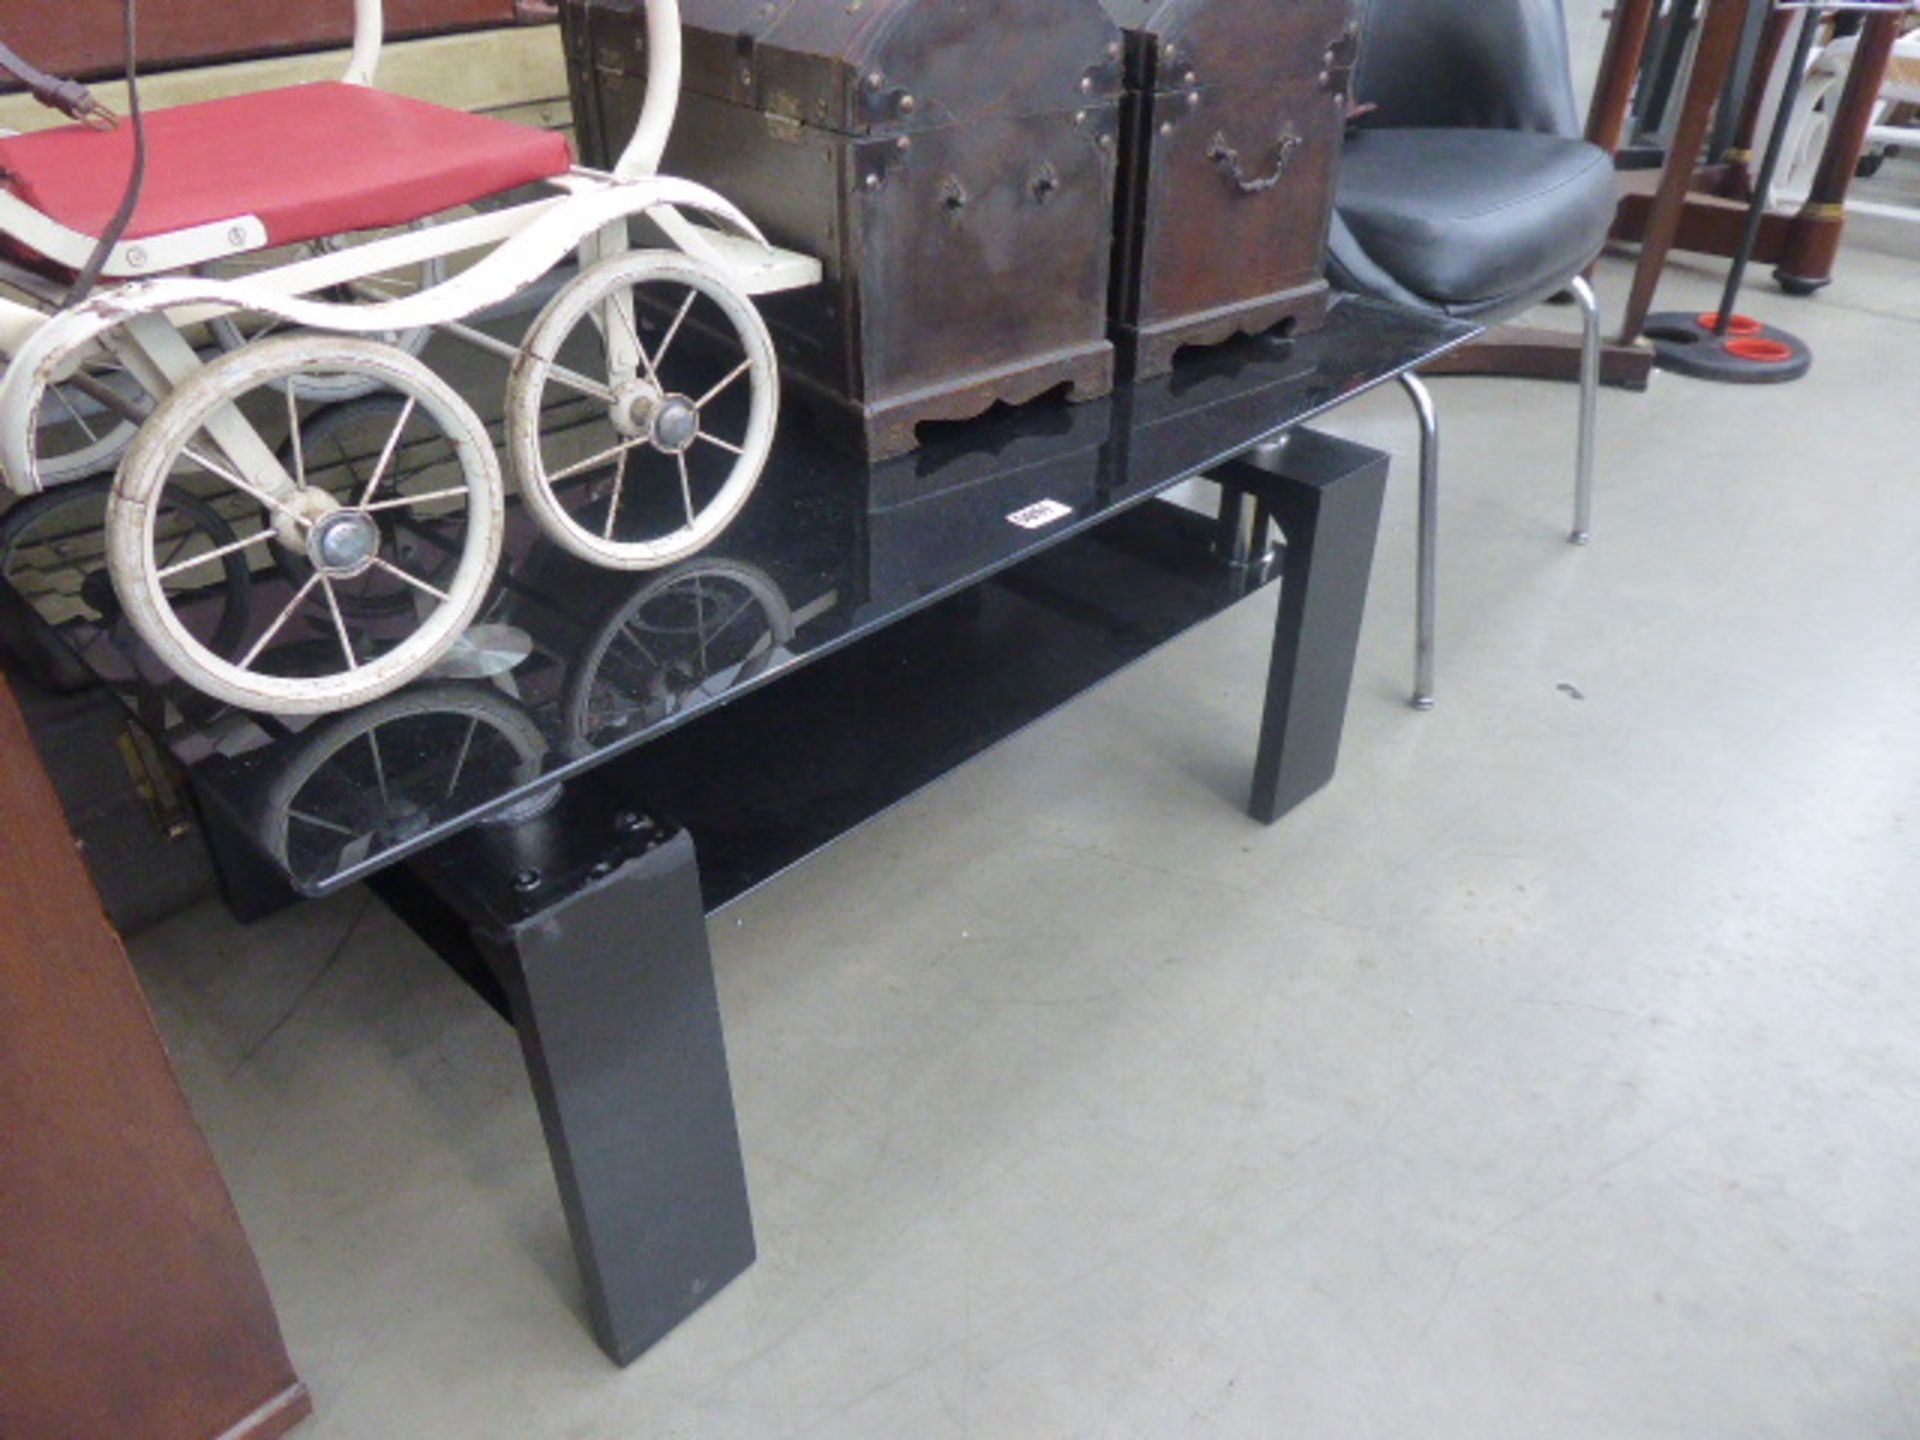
[1400,371,1440,711]
[1570,274,1601,546]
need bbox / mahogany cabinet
[0,673,311,1440]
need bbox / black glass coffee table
[2,294,1474,1365]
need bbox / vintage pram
[0,0,820,714]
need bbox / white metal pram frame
[0,0,822,715]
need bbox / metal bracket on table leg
[1215,428,1391,825]
[1214,470,1280,571]
[371,787,756,1367]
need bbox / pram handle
[616,0,683,178]
[345,0,384,86]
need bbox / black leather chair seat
[1336,128,1616,315]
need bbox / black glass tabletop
[2,296,1474,896]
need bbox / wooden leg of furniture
[0,675,311,1440]
[1642,0,1707,143]
[1722,4,1795,195]
[1709,0,1776,161]
[1415,324,1656,392]
[1587,0,1659,152]
[1612,171,1798,265]
[1619,0,1759,344]
[1611,6,1899,304]
[1776,10,1901,294]
[1583,0,1658,285]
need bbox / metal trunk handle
[1206,127,1303,195]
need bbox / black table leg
[1216,429,1390,825]
[190,779,302,925]
[374,798,756,1367]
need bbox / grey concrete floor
[134,242,1920,1438]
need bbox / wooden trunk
[562,0,1126,460]
[0,1,534,80]
[1103,0,1356,379]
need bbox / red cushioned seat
[0,81,574,255]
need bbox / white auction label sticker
[1007,499,1074,530]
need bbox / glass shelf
[2,296,1474,896]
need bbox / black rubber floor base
[1644,312,1813,384]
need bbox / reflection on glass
[0,473,255,682]
[262,683,548,885]
[564,558,794,748]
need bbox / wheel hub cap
[650,396,701,454]
[309,510,381,577]
[612,382,702,455]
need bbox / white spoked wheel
[507,250,777,571]
[271,392,470,620]
[1775,76,1841,206]
[207,223,449,402]
[107,336,505,716]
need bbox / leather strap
[0,39,117,128]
